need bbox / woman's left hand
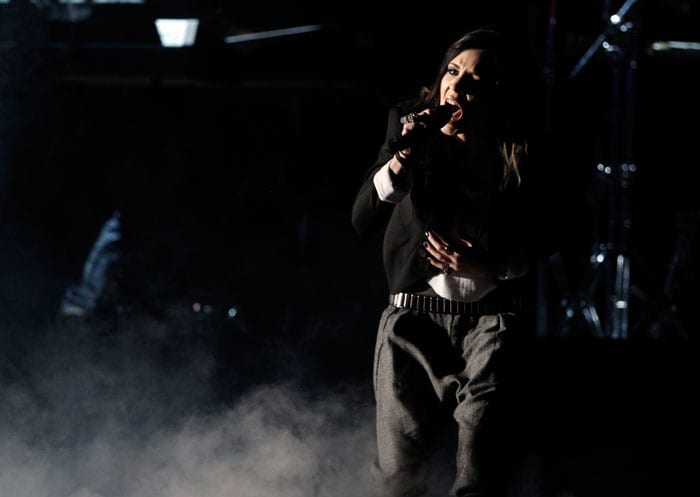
[423,230,498,278]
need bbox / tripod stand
[632,210,699,340]
[551,0,640,340]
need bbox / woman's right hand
[390,108,431,174]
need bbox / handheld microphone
[390,104,457,154]
[399,104,456,126]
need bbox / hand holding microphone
[400,104,456,125]
[389,104,457,155]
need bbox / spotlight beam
[224,24,322,44]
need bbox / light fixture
[154,18,199,48]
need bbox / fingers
[424,230,479,275]
[424,231,453,273]
[425,230,449,250]
[425,253,451,274]
[402,108,432,132]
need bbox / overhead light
[154,18,199,48]
[224,24,321,44]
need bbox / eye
[447,68,459,76]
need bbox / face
[440,48,499,133]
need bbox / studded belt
[389,291,522,315]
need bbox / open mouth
[446,102,462,122]
[443,99,462,121]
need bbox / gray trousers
[371,305,518,497]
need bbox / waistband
[389,291,522,316]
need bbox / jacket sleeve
[350,105,405,237]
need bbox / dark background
[1,1,699,496]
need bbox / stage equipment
[555,0,640,339]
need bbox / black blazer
[351,100,533,296]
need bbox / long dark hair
[416,28,527,191]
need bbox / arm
[351,105,415,237]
